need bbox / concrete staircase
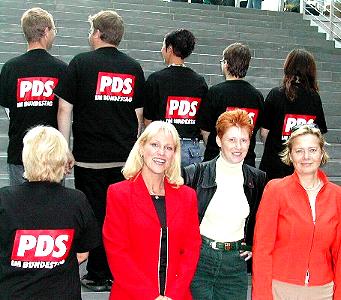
[0,0,340,190]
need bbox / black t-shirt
[197,80,264,166]
[0,181,101,300]
[55,47,145,163]
[144,66,208,139]
[259,86,327,180]
[0,49,67,164]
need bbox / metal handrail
[300,0,341,41]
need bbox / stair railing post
[330,0,334,40]
[300,0,305,15]
[235,0,241,7]
[279,0,285,11]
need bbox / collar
[201,156,255,189]
[168,63,186,67]
[292,169,329,189]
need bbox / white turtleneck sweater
[200,156,250,242]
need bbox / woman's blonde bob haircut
[22,125,68,182]
[281,124,329,166]
[122,121,183,186]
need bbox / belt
[202,235,251,252]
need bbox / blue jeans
[191,241,247,300]
[247,0,261,9]
[8,164,26,186]
[180,139,204,168]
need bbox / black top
[144,66,208,139]
[259,85,327,180]
[197,80,264,166]
[182,156,267,246]
[55,47,145,163]
[0,181,101,300]
[151,195,167,295]
[0,49,67,164]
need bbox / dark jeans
[204,0,235,5]
[8,164,25,186]
[180,139,204,168]
[74,166,124,280]
[191,242,247,300]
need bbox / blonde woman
[0,126,100,299]
[253,124,341,299]
[103,121,201,300]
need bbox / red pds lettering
[11,229,74,262]
[282,114,316,140]
[165,96,201,120]
[17,77,58,102]
[96,72,135,97]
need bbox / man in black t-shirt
[197,43,264,167]
[0,8,67,185]
[144,29,208,167]
[56,10,145,292]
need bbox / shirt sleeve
[255,91,265,131]
[73,192,101,253]
[143,74,159,120]
[197,87,216,132]
[261,88,277,130]
[314,93,328,134]
[252,180,280,300]
[331,188,341,298]
[0,64,10,108]
[54,57,79,105]
[132,64,145,109]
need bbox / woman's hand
[155,296,173,300]
[239,250,252,261]
[64,150,75,174]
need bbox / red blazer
[252,170,341,300]
[103,173,201,300]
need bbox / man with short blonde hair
[56,10,145,292]
[0,7,67,186]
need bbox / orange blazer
[252,170,341,300]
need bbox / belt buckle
[224,242,232,251]
[210,241,219,250]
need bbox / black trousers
[74,166,124,280]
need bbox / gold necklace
[303,179,321,191]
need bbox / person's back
[56,10,145,291]
[144,29,208,167]
[198,43,264,167]
[57,47,144,162]
[0,183,99,300]
[0,126,100,300]
[0,7,67,185]
[259,49,327,180]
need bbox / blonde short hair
[281,124,329,166]
[21,7,55,43]
[22,126,68,182]
[122,121,183,186]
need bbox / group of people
[0,6,340,300]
